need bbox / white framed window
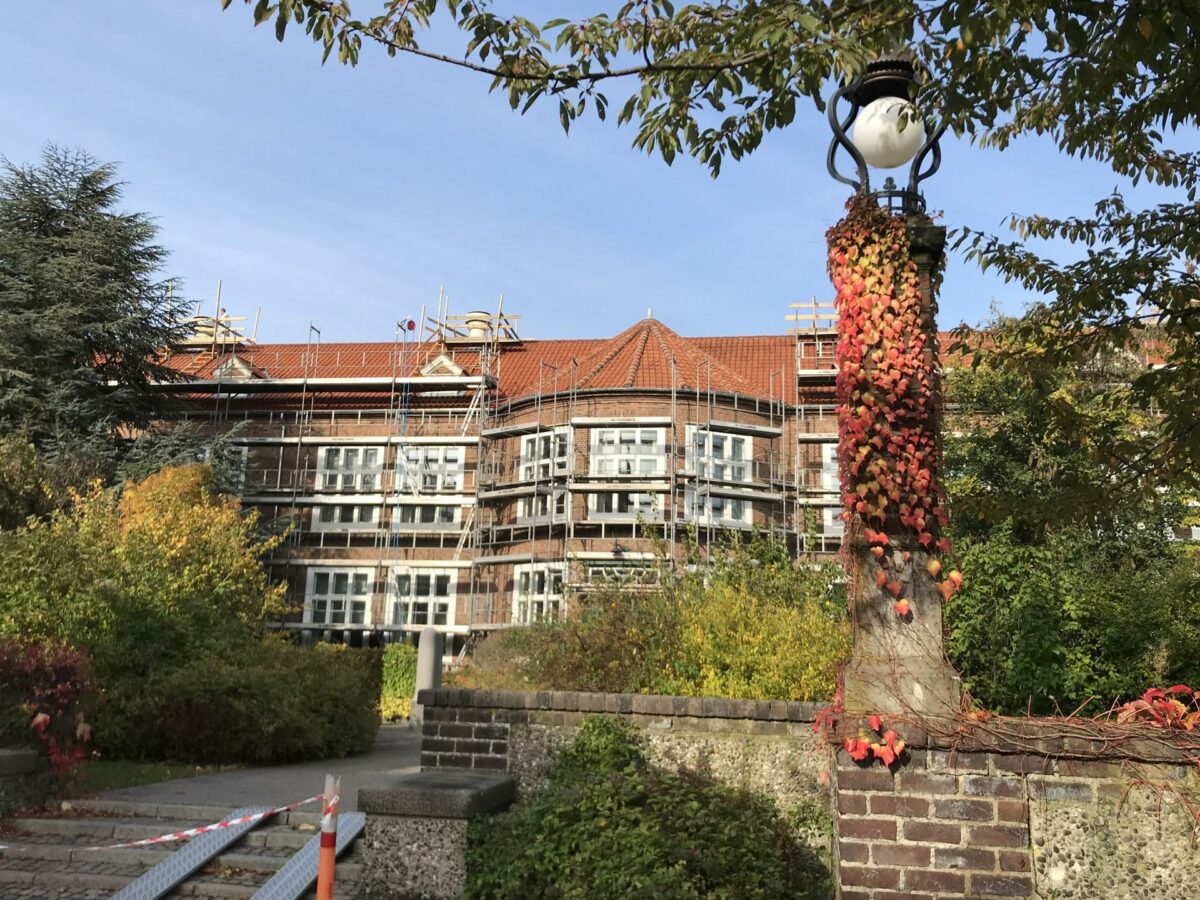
[391,567,455,627]
[684,489,752,527]
[512,562,565,624]
[820,443,844,537]
[520,427,571,480]
[585,562,660,587]
[398,446,463,492]
[312,503,379,531]
[686,427,751,482]
[393,504,460,529]
[590,428,664,477]
[307,568,372,625]
[518,489,568,522]
[588,491,661,520]
[318,446,382,491]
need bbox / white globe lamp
[851,97,926,169]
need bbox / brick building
[158,304,848,655]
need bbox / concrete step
[5,814,355,854]
[0,804,364,899]
[63,799,328,828]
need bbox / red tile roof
[163,315,804,400]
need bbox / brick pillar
[840,215,961,716]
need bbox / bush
[380,641,418,720]
[456,534,849,701]
[0,638,93,775]
[946,522,1200,715]
[466,717,828,899]
[92,640,380,765]
[0,465,286,678]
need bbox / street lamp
[826,55,946,215]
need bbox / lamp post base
[842,654,962,717]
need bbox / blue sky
[0,3,1184,342]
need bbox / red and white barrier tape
[83,793,324,851]
[319,794,340,831]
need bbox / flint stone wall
[418,690,1200,900]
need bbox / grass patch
[62,759,234,797]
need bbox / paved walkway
[94,723,421,812]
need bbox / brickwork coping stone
[416,688,824,722]
[357,771,515,819]
[834,713,1200,765]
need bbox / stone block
[934,798,995,821]
[968,873,1032,896]
[904,868,965,893]
[838,840,870,863]
[0,749,39,778]
[839,863,900,889]
[969,824,1029,848]
[873,843,932,867]
[901,820,961,844]
[1027,778,1095,803]
[897,772,958,795]
[928,750,990,774]
[836,766,895,792]
[933,846,996,871]
[838,817,897,841]
[963,775,1025,798]
[357,771,515,819]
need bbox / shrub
[380,641,418,720]
[0,464,286,678]
[92,640,381,765]
[466,716,828,900]
[456,534,849,701]
[0,638,94,775]
[946,522,1199,715]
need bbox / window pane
[433,605,447,626]
[314,599,328,621]
[319,506,335,523]
[352,573,369,594]
[363,448,379,467]
[349,602,365,625]
[420,506,436,523]
[435,575,450,597]
[400,506,415,523]
[333,573,349,594]
[412,602,429,624]
[416,574,431,596]
[344,449,359,468]
[314,573,329,594]
[324,449,340,468]
[731,438,745,461]
[360,473,376,490]
[438,506,453,523]
[396,574,411,595]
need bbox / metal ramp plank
[251,812,365,900]
[110,806,272,900]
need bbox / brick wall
[420,690,1200,899]
[836,749,1034,898]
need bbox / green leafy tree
[224,1,1200,478]
[944,315,1186,543]
[942,325,1200,713]
[0,146,181,445]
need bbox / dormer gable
[420,353,465,377]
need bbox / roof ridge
[623,326,652,388]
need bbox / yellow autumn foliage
[669,580,851,701]
[0,464,287,670]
